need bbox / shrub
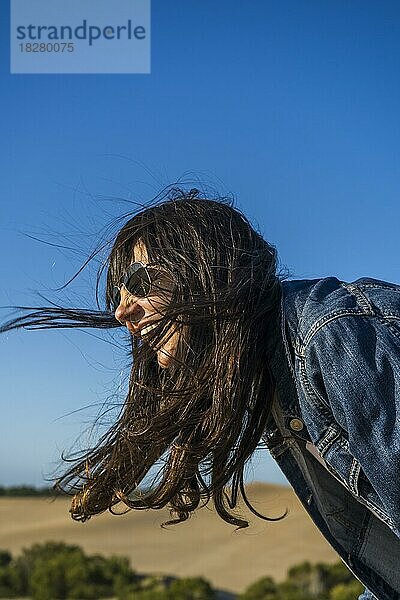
[0,552,11,569]
[0,565,17,598]
[320,563,356,591]
[166,576,216,599]
[285,561,327,597]
[283,560,359,599]
[329,581,364,600]
[8,541,137,600]
[0,544,364,600]
[13,541,82,596]
[276,581,313,600]
[124,590,169,600]
[114,572,168,599]
[239,576,278,599]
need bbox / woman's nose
[114,289,145,325]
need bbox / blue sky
[1,1,399,486]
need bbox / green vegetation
[0,485,55,497]
[239,561,364,600]
[0,542,215,599]
[0,544,364,600]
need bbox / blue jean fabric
[265,277,400,598]
[359,590,379,599]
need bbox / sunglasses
[112,261,172,308]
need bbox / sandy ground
[0,483,338,595]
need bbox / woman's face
[114,241,181,368]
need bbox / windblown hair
[1,188,285,528]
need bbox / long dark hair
[1,188,286,528]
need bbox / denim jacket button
[289,418,304,432]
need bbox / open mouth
[140,322,159,337]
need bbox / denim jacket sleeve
[302,311,400,532]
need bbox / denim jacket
[264,276,400,599]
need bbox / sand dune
[0,483,338,594]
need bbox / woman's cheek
[156,327,181,368]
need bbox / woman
[2,188,400,599]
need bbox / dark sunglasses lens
[125,267,151,297]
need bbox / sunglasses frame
[112,261,173,309]
[112,261,154,309]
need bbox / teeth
[141,322,159,337]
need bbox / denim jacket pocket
[316,428,361,495]
[315,427,396,531]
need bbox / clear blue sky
[1,1,399,486]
